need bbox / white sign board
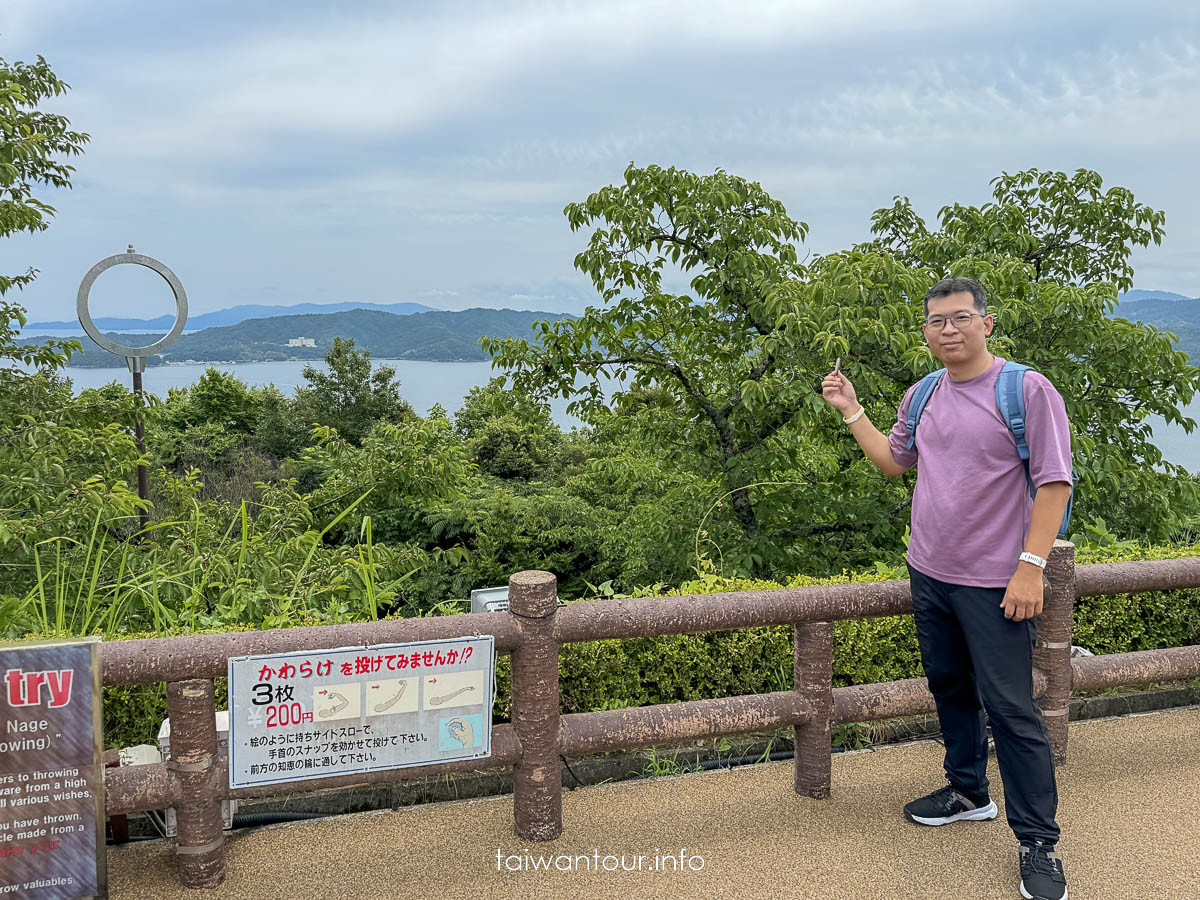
[228,637,494,790]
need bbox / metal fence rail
[99,542,1200,888]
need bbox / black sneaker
[1019,841,1068,900]
[903,784,998,826]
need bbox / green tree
[254,385,309,460]
[1,55,89,298]
[295,337,412,445]
[1,54,89,382]
[485,164,826,562]
[454,377,550,439]
[148,374,328,504]
[187,368,263,433]
[151,370,266,468]
[565,427,716,589]
[455,377,562,480]
[489,164,1200,579]
[303,412,472,546]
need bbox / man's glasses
[924,312,988,330]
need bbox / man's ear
[983,315,995,337]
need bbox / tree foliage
[1,54,89,399]
[1,54,89,295]
[490,164,1200,573]
[295,337,413,444]
[865,168,1164,291]
[485,164,823,561]
[455,377,562,479]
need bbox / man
[821,277,1073,900]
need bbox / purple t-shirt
[888,356,1073,587]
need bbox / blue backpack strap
[996,362,1033,492]
[1058,474,1076,539]
[905,369,946,451]
[995,361,1030,461]
[996,361,1074,538]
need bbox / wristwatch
[1018,551,1047,570]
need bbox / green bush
[523,570,922,717]
[1073,541,1200,654]
[103,683,167,749]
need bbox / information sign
[228,637,494,790]
[0,638,105,899]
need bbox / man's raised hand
[822,368,859,414]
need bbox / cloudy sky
[3,0,1198,323]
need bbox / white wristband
[1018,551,1047,570]
[843,406,865,425]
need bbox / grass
[832,722,873,751]
[3,489,426,641]
[641,747,701,777]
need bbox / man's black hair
[923,277,987,317]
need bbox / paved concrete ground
[109,707,1200,899]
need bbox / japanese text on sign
[228,637,493,789]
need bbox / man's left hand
[1001,567,1044,622]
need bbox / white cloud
[741,42,1200,151]
[0,0,75,45]
[48,0,1081,163]
[8,0,1200,319]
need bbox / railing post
[1035,540,1075,765]
[793,621,834,798]
[165,679,225,888]
[509,570,562,840]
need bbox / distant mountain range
[29,307,572,367]
[26,300,438,331]
[1112,297,1200,362]
[22,289,1199,368]
[1117,290,1197,304]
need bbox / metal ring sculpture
[76,246,188,367]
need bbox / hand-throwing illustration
[365,678,417,715]
[372,680,408,713]
[429,685,475,706]
[422,670,485,711]
[445,717,476,749]
[318,690,349,718]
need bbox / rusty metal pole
[508,570,561,841]
[165,679,225,888]
[131,365,149,530]
[1034,540,1075,765]
[793,621,834,798]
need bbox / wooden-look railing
[100,542,1200,888]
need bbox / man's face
[922,292,994,365]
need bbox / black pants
[908,564,1060,845]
